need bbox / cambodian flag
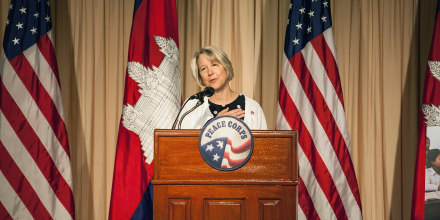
[108,0,180,219]
[411,1,440,219]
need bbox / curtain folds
[0,0,437,219]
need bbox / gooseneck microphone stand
[171,87,214,129]
[177,99,203,129]
[171,98,191,129]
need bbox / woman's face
[198,54,228,91]
[432,154,440,168]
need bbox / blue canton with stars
[3,0,52,60]
[200,137,228,168]
[284,0,331,58]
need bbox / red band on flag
[8,54,70,158]
[0,141,52,220]
[310,34,344,106]
[36,34,61,86]
[0,201,12,220]
[279,80,348,219]
[289,52,361,208]
[298,176,321,220]
[0,81,74,217]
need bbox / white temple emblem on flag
[122,36,180,164]
[422,104,440,127]
[428,60,440,82]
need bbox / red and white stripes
[0,31,74,219]
[277,28,362,220]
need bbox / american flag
[276,0,362,219]
[108,0,180,219]
[200,137,252,169]
[411,1,440,219]
[0,0,75,219]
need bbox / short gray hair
[190,46,234,87]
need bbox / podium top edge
[154,129,296,137]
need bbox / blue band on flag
[134,0,143,15]
[437,0,440,14]
[131,183,153,220]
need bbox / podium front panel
[152,130,298,219]
[153,130,297,185]
[154,185,297,220]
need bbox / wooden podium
[152,130,298,220]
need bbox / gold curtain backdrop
[0,0,437,219]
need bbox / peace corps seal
[199,116,254,171]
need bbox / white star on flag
[30,27,37,34]
[216,141,224,149]
[19,7,26,14]
[206,144,214,152]
[293,38,299,45]
[12,37,19,45]
[213,153,220,161]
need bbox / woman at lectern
[176,46,267,130]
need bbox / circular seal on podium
[199,116,254,171]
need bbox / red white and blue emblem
[199,116,254,171]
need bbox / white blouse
[177,95,267,130]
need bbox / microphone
[171,87,215,129]
[188,87,215,100]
